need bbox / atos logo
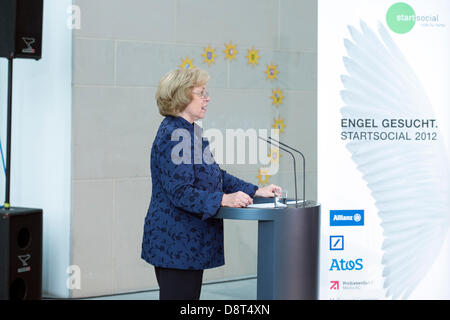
[329,258,363,271]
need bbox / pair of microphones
[258,136,306,208]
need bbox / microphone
[258,136,299,208]
[268,137,306,208]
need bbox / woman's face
[180,85,210,123]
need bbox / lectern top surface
[214,198,320,221]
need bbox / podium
[215,197,320,300]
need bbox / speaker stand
[4,57,13,209]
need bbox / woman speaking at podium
[141,68,280,300]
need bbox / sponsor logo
[330,281,339,290]
[329,280,375,294]
[330,210,364,226]
[386,2,446,34]
[329,235,344,250]
[386,2,417,34]
[329,258,363,271]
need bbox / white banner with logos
[318,0,450,299]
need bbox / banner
[318,0,450,299]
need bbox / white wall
[70,0,317,298]
[0,0,73,298]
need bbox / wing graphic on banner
[340,20,450,299]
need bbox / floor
[84,276,257,300]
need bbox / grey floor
[85,276,257,300]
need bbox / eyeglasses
[192,90,209,99]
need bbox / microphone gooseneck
[258,136,298,208]
[268,137,306,208]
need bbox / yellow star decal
[272,116,286,133]
[246,46,260,67]
[257,168,271,186]
[224,41,238,62]
[268,147,281,164]
[270,88,284,107]
[202,46,217,66]
[179,56,195,69]
[265,63,279,81]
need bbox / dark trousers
[154,267,204,300]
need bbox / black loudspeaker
[0,0,44,60]
[0,207,43,300]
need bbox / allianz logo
[330,210,364,226]
[333,213,362,222]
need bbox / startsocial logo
[386,2,444,34]
[386,2,416,34]
[330,210,364,226]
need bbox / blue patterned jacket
[141,116,258,270]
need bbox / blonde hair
[156,68,210,116]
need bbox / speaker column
[0,0,44,60]
[0,0,44,301]
[0,208,43,300]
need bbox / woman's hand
[254,184,282,198]
[221,191,253,208]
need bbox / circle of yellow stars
[224,41,238,62]
[271,88,284,107]
[179,56,195,69]
[176,43,287,188]
[256,168,270,186]
[202,46,217,66]
[268,146,281,164]
[265,63,279,81]
[272,116,286,133]
[246,47,260,67]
